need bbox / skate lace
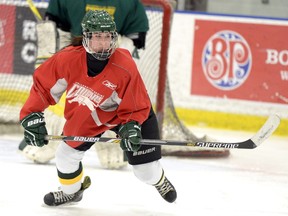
[156,178,173,197]
[52,191,75,204]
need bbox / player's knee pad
[55,142,85,173]
[132,160,163,185]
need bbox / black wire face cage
[82,31,118,60]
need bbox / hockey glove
[118,121,142,152]
[20,112,48,147]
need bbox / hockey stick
[45,114,280,149]
[26,0,43,21]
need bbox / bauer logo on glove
[27,118,45,127]
[20,112,49,147]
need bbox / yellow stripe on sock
[59,172,83,186]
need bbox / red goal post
[141,0,174,134]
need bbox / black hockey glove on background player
[118,121,142,152]
[20,112,48,147]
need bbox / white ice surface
[0,128,287,216]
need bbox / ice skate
[155,174,177,203]
[44,176,91,206]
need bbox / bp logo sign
[202,31,252,90]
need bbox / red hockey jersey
[20,46,151,147]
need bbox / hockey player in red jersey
[20,10,177,206]
[18,0,150,168]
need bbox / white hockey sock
[132,160,163,185]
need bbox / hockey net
[0,0,229,161]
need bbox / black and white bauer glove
[118,121,142,152]
[20,112,48,147]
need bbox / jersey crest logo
[66,82,104,111]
